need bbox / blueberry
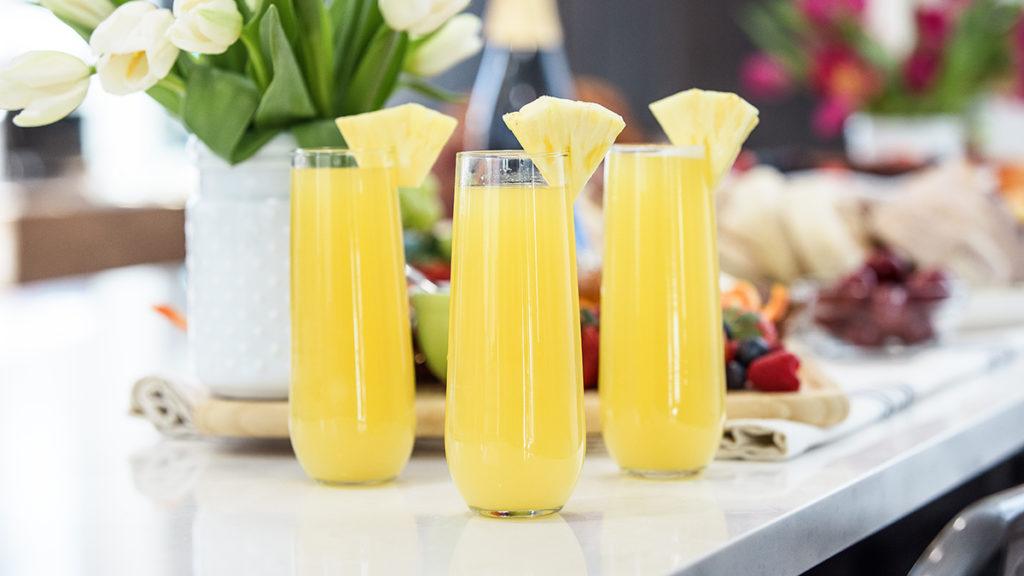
[726,361,747,391]
[736,337,771,366]
[723,321,734,340]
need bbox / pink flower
[740,53,793,101]
[812,97,852,138]
[1017,17,1024,97]
[810,46,881,104]
[904,48,942,93]
[798,0,865,27]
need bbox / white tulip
[380,0,470,36]
[91,1,179,95]
[0,51,91,127]
[168,0,243,55]
[404,13,482,77]
[865,0,916,61]
[41,0,116,30]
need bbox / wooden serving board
[190,362,848,439]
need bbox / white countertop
[3,265,1024,576]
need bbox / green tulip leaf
[232,127,282,164]
[254,6,316,128]
[183,66,261,163]
[292,118,345,148]
[332,0,383,113]
[340,28,408,114]
[292,0,334,116]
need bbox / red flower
[812,97,852,138]
[810,46,881,104]
[740,53,793,101]
[904,48,942,93]
[798,0,866,27]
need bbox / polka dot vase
[186,136,294,399]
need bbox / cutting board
[188,361,848,439]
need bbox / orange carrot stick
[152,304,188,331]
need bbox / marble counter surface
[3,265,1024,576]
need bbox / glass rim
[610,143,705,158]
[293,146,393,157]
[456,149,567,160]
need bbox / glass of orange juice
[290,148,415,485]
[446,151,585,517]
[600,144,726,478]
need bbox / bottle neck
[484,0,564,52]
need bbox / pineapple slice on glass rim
[335,103,457,188]
[502,95,626,201]
[649,88,759,188]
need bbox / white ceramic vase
[844,112,966,166]
[974,94,1024,162]
[186,135,293,399]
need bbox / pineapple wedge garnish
[503,96,625,200]
[335,103,457,188]
[649,89,759,187]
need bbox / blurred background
[1,0,1022,285]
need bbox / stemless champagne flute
[290,148,415,485]
[600,144,726,478]
[446,151,585,517]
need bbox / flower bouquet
[0,0,483,399]
[740,0,1021,138]
[0,0,482,163]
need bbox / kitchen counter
[3,264,1024,575]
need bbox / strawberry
[414,261,451,282]
[724,340,739,363]
[581,307,600,389]
[747,350,801,393]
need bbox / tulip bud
[0,51,92,127]
[91,1,180,95]
[404,13,482,77]
[168,0,243,55]
[41,0,116,31]
[380,0,470,37]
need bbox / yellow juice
[290,161,415,484]
[600,146,725,475]
[446,178,585,515]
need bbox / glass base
[470,506,562,519]
[316,476,396,487]
[624,467,703,480]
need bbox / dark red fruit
[906,268,951,301]
[866,250,910,283]
[726,360,747,391]
[834,266,877,301]
[870,285,909,334]
[725,340,739,363]
[748,350,801,392]
[414,261,451,282]
[842,320,885,347]
[581,307,599,389]
[899,306,936,344]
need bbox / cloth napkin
[719,342,1018,461]
[129,375,205,438]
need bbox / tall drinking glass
[600,144,726,477]
[290,148,415,485]
[446,151,585,517]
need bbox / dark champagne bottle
[464,0,575,151]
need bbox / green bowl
[411,292,449,381]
